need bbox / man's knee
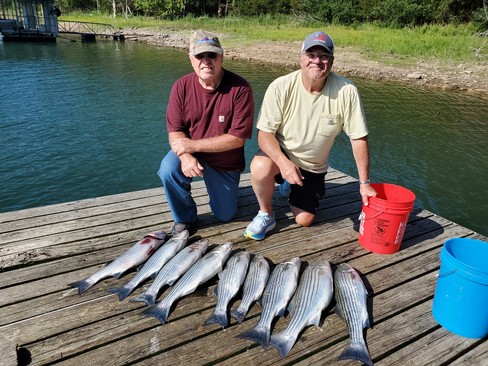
[158,153,179,182]
[213,206,237,223]
[250,155,276,180]
[292,207,315,227]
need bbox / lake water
[1,39,487,237]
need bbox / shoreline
[122,27,488,99]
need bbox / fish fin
[204,309,228,328]
[338,340,373,366]
[362,308,372,328]
[107,286,133,301]
[236,325,270,350]
[68,280,93,295]
[288,293,297,315]
[364,316,371,329]
[287,301,294,315]
[256,299,262,307]
[269,331,296,359]
[167,278,178,286]
[213,286,219,298]
[113,271,126,279]
[230,307,247,324]
[309,312,322,327]
[149,271,159,280]
[130,293,156,306]
[142,303,171,324]
[277,304,288,318]
[144,231,166,240]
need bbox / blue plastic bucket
[432,237,488,338]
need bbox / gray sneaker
[243,211,276,240]
[172,222,197,236]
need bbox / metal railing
[58,20,122,37]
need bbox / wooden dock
[1,170,487,366]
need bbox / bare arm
[170,132,245,156]
[350,136,376,205]
[258,131,304,186]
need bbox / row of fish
[68,230,373,364]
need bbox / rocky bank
[123,27,488,99]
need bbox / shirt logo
[219,115,225,123]
[325,115,336,126]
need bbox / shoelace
[252,213,269,228]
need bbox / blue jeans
[157,150,241,224]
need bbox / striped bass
[230,253,270,324]
[334,262,373,366]
[131,238,209,306]
[204,250,250,328]
[68,230,166,294]
[142,242,233,324]
[107,230,189,301]
[269,261,333,358]
[236,257,301,350]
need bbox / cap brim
[304,41,333,54]
[191,46,223,55]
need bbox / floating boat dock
[1,170,486,365]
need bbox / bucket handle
[359,209,385,221]
[436,269,456,278]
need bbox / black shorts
[275,168,327,214]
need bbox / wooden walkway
[1,170,487,366]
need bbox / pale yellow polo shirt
[256,70,368,173]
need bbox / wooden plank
[375,327,481,366]
[0,176,256,236]
[449,341,488,365]
[0,175,358,270]
[0,205,455,332]
[0,202,457,323]
[0,170,345,240]
[1,171,486,366]
[3,216,469,365]
[0,172,345,249]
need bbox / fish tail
[338,340,373,366]
[230,307,247,324]
[269,331,296,359]
[107,286,133,301]
[142,303,171,324]
[130,293,156,306]
[204,309,228,328]
[68,280,93,295]
[236,324,270,350]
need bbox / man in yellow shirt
[244,31,376,240]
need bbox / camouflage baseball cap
[189,30,223,55]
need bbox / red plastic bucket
[358,183,416,254]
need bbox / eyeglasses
[194,52,218,60]
[304,52,332,62]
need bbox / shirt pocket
[214,108,233,134]
[318,113,342,137]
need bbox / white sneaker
[243,211,276,240]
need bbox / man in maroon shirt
[158,29,255,234]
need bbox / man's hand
[360,183,377,206]
[180,154,204,178]
[279,160,304,186]
[171,137,194,156]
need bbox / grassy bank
[60,13,486,64]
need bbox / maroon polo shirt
[166,69,254,171]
